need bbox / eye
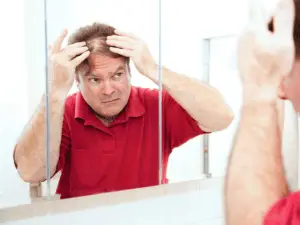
[113,72,123,80]
[89,78,99,83]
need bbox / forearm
[15,90,68,183]
[225,101,289,225]
[147,66,234,132]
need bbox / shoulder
[132,86,158,97]
[132,86,170,103]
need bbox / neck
[96,113,116,122]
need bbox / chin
[98,107,124,117]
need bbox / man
[225,0,300,224]
[14,23,234,199]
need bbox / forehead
[87,54,127,73]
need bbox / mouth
[102,99,119,104]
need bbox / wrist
[241,95,278,118]
[243,85,278,106]
[49,85,70,103]
[145,63,159,81]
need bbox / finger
[248,0,271,33]
[273,0,295,40]
[66,46,89,59]
[109,47,132,57]
[107,35,133,41]
[71,51,90,67]
[67,41,86,48]
[106,39,134,50]
[52,29,68,53]
[246,0,275,53]
[114,29,138,39]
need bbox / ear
[278,77,288,100]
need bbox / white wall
[0,0,31,208]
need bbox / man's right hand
[237,0,295,105]
[48,29,90,94]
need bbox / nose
[102,81,115,96]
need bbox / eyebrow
[114,65,126,73]
[86,73,97,77]
[86,65,126,77]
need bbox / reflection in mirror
[32,0,161,200]
[0,1,47,208]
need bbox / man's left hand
[106,30,157,77]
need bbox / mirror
[159,0,246,184]
[160,1,208,184]
[36,0,161,200]
[205,35,241,178]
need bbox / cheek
[80,81,99,96]
[116,77,130,92]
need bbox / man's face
[279,60,300,112]
[78,54,131,117]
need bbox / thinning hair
[68,22,130,75]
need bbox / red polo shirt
[55,86,206,198]
[14,86,206,198]
[264,191,300,225]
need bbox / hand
[237,0,295,103]
[106,30,157,77]
[48,29,90,93]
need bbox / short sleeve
[163,90,207,150]
[264,192,300,225]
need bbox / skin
[14,27,234,183]
[106,30,235,132]
[78,55,131,121]
[14,30,91,182]
[225,0,297,224]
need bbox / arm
[224,0,296,223]
[14,91,68,183]
[14,29,89,183]
[106,31,234,133]
[147,66,234,132]
[225,97,289,225]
